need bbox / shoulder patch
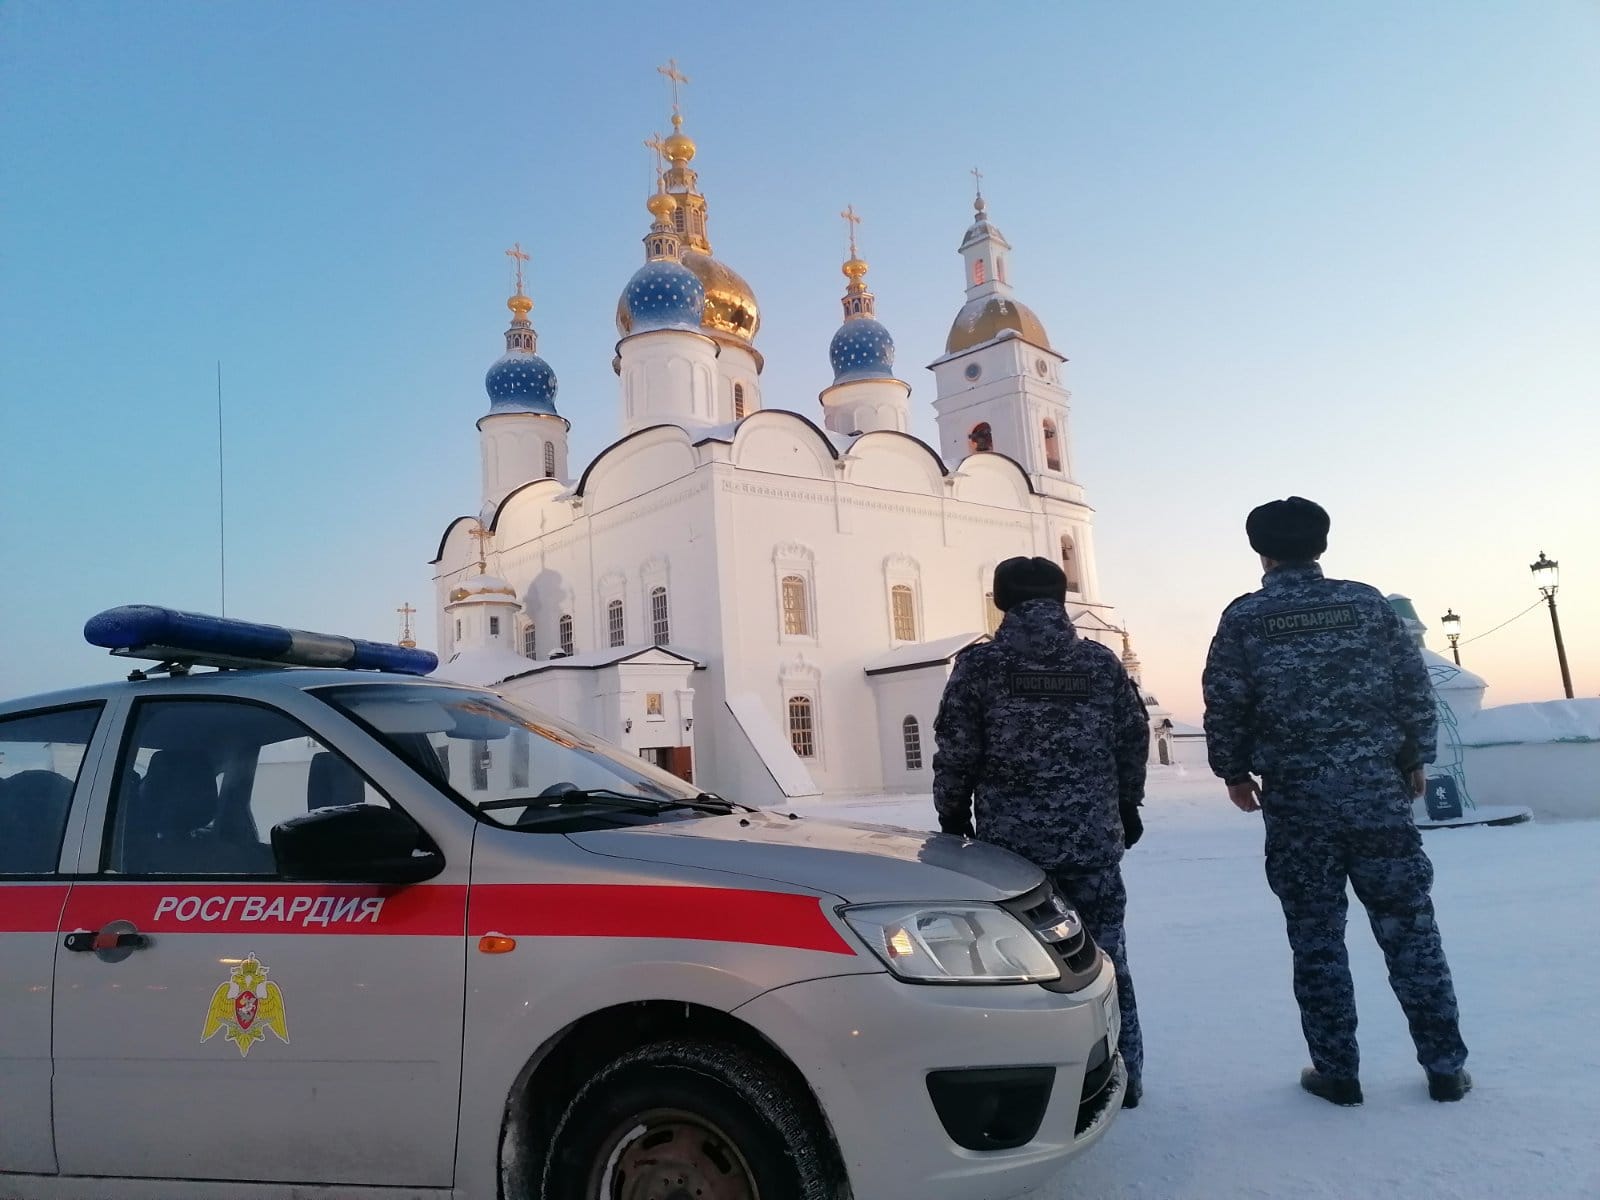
[1259,603,1361,639]
[1009,671,1094,700]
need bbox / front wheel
[540,1038,847,1200]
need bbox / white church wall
[582,427,699,515]
[869,668,946,793]
[841,435,944,495]
[730,415,835,480]
[950,455,1033,509]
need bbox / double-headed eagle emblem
[202,954,289,1057]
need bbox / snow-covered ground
[791,769,1600,1199]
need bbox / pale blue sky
[2,1,1595,718]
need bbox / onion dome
[944,185,1054,355]
[828,212,897,383]
[485,249,559,416]
[617,182,707,335]
[446,572,519,606]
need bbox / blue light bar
[84,605,438,676]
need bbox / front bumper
[733,956,1123,1200]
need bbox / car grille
[1001,881,1103,993]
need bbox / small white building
[431,95,1158,806]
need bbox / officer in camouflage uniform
[1202,497,1470,1106]
[934,557,1151,1106]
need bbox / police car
[0,606,1124,1200]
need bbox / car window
[0,704,103,874]
[315,682,699,827]
[106,699,389,876]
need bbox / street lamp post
[1441,608,1462,666]
[1530,551,1575,700]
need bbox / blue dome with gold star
[619,259,706,335]
[829,317,896,383]
[485,353,558,415]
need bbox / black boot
[1300,1067,1363,1106]
[1427,1068,1472,1102]
[1122,1076,1142,1109]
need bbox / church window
[733,382,746,420]
[983,591,1003,635]
[788,696,816,759]
[559,613,574,656]
[1060,534,1082,594]
[1043,419,1061,471]
[997,256,1007,284]
[454,618,462,641]
[973,258,986,286]
[651,586,670,645]
[543,441,556,478]
[489,616,500,637]
[902,716,923,771]
[673,207,686,234]
[968,422,993,453]
[522,621,537,658]
[509,729,530,789]
[607,599,625,648]
[470,739,490,791]
[891,585,917,642]
[781,576,811,637]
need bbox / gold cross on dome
[504,242,529,295]
[970,166,984,198]
[657,59,690,117]
[468,525,492,572]
[840,204,862,257]
[396,602,417,644]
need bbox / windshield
[315,682,703,827]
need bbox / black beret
[1246,497,1330,562]
[993,556,1068,612]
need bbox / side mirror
[271,804,445,884]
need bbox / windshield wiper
[480,788,747,817]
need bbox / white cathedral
[430,89,1172,806]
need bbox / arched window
[891,584,917,642]
[559,613,574,656]
[968,422,993,453]
[733,382,746,420]
[607,599,625,648]
[543,441,556,478]
[788,696,816,759]
[973,258,986,286]
[1042,419,1061,471]
[997,256,1007,284]
[650,586,670,645]
[521,621,537,659]
[1060,534,1082,594]
[902,716,923,771]
[781,575,810,637]
[983,591,1003,635]
[672,206,686,234]
[488,616,501,637]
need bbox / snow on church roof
[431,645,539,687]
[864,633,987,676]
[516,645,706,673]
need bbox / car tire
[539,1037,849,1200]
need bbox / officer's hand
[1120,801,1144,849]
[1407,767,1426,799]
[1227,778,1261,813]
[939,813,976,839]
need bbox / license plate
[1102,988,1120,1054]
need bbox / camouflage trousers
[1051,865,1142,1085]
[1262,776,1468,1079]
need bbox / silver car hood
[568,809,1043,904]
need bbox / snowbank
[1462,698,1600,746]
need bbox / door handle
[64,930,151,953]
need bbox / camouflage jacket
[933,599,1150,873]
[1201,563,1437,782]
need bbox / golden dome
[507,292,533,319]
[681,249,759,343]
[646,190,675,220]
[842,255,869,281]
[945,294,1052,355]
[664,114,696,164]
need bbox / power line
[1460,599,1542,646]
[217,361,227,617]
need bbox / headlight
[841,902,1061,984]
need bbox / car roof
[0,667,466,718]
